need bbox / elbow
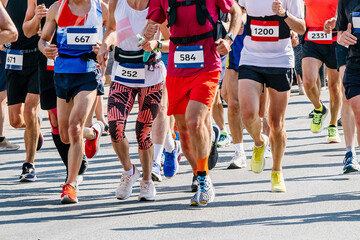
[10,28,18,42]
[22,27,32,39]
[298,25,306,35]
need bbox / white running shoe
[138,180,156,201]
[227,151,247,169]
[74,175,83,192]
[115,165,140,200]
[265,145,272,158]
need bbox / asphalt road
[1,86,359,240]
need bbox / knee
[241,108,257,122]
[109,122,125,142]
[59,132,70,144]
[269,119,284,134]
[10,117,23,128]
[23,107,37,124]
[68,122,82,140]
[185,115,203,133]
[136,128,152,150]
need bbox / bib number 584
[180,53,196,62]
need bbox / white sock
[123,165,134,175]
[234,143,244,153]
[153,144,164,164]
[164,132,175,152]
[346,146,355,154]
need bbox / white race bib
[174,45,204,68]
[250,20,279,42]
[114,63,146,84]
[307,31,332,41]
[353,12,360,33]
[5,50,23,71]
[47,59,55,71]
[67,27,98,49]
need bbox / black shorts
[54,68,104,103]
[238,65,294,92]
[6,66,40,106]
[38,54,57,110]
[343,68,360,100]
[302,41,337,70]
[335,44,349,70]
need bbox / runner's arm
[141,21,170,53]
[97,0,117,65]
[23,0,47,38]
[272,0,306,35]
[38,2,58,59]
[0,3,18,44]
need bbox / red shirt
[147,0,233,77]
[304,0,338,27]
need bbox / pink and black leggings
[107,82,163,150]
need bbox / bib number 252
[121,69,138,78]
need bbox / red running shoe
[85,121,104,159]
[61,184,78,204]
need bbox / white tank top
[111,0,165,88]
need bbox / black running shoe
[19,162,37,182]
[78,154,88,175]
[308,110,314,118]
[191,173,198,192]
[208,126,219,170]
[337,118,342,127]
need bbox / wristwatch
[281,10,289,20]
[157,40,163,50]
[225,33,235,42]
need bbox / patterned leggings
[107,82,163,150]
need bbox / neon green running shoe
[251,134,268,173]
[328,125,341,143]
[311,105,328,133]
[271,171,286,192]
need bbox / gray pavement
[0,86,359,240]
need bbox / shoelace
[119,174,132,189]
[328,127,336,137]
[219,134,227,142]
[198,176,207,192]
[140,182,150,193]
[313,112,323,125]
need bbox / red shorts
[166,70,220,116]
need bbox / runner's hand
[141,40,157,52]
[272,0,286,17]
[215,38,231,55]
[338,23,357,46]
[44,44,57,60]
[35,4,48,21]
[324,18,336,34]
[291,31,299,47]
[0,45,5,51]
[144,23,159,40]
[97,43,109,66]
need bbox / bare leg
[302,57,323,109]
[0,90,6,137]
[327,68,342,126]
[212,89,225,130]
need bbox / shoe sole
[190,201,198,206]
[227,163,246,169]
[151,172,162,182]
[138,197,155,201]
[328,140,341,144]
[0,147,19,152]
[343,168,359,174]
[271,189,286,193]
[61,195,78,204]
[19,176,37,182]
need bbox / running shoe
[343,151,360,174]
[217,132,231,148]
[78,154,88,175]
[115,165,140,200]
[36,113,43,151]
[102,124,109,136]
[250,134,269,174]
[271,171,286,192]
[327,125,341,143]
[308,110,314,118]
[0,137,20,152]
[191,173,198,192]
[85,121,104,159]
[61,184,78,204]
[208,126,220,170]
[151,161,162,182]
[311,104,328,133]
[19,162,37,182]
[74,175,83,192]
[163,141,181,178]
[138,180,156,201]
[227,151,247,169]
[338,118,342,127]
[190,174,215,207]
[265,145,272,158]
[160,149,165,166]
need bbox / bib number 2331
[174,45,204,68]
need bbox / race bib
[67,27,98,50]
[250,20,279,42]
[307,31,332,41]
[114,63,145,84]
[174,45,204,68]
[352,12,360,33]
[5,50,23,70]
[47,59,55,71]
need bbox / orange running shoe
[61,184,78,204]
[85,121,104,159]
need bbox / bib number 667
[74,36,90,43]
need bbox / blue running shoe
[151,161,162,182]
[343,151,359,174]
[19,162,37,182]
[163,142,181,178]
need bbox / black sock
[52,133,70,170]
[0,136,5,142]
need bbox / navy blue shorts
[38,54,57,110]
[335,44,348,70]
[343,68,360,100]
[54,68,104,103]
[0,51,7,92]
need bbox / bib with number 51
[174,45,204,68]
[67,27,98,50]
[114,63,146,84]
[5,50,23,71]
